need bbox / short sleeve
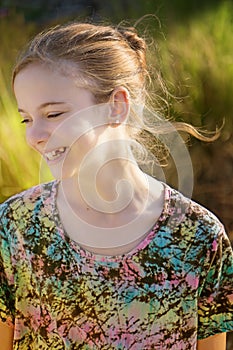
[0,206,15,327]
[197,227,233,339]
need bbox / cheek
[61,119,98,149]
[61,130,100,175]
[25,129,34,147]
[70,130,98,157]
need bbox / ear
[108,87,130,127]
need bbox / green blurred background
[0,0,232,346]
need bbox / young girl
[0,22,232,350]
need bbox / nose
[26,122,50,151]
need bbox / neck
[60,159,149,215]
[56,164,164,248]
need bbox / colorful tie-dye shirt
[0,180,233,349]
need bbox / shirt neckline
[51,180,172,262]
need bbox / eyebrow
[18,102,67,113]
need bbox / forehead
[14,61,85,88]
[13,63,96,110]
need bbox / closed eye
[21,119,31,124]
[20,112,64,123]
[47,112,64,118]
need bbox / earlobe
[108,87,130,127]
[108,115,121,128]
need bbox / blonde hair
[12,23,148,103]
[12,22,218,167]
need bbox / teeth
[45,147,66,161]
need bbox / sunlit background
[0,1,232,347]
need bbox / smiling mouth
[44,147,67,161]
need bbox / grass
[151,1,233,129]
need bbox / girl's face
[14,63,110,179]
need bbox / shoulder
[0,181,57,221]
[158,184,231,277]
[164,183,225,242]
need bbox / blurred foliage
[148,2,233,238]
